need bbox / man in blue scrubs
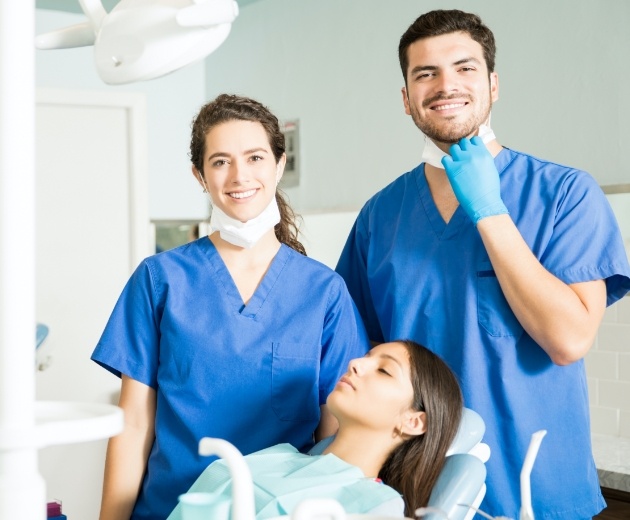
[336,9,630,520]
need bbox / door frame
[36,87,150,267]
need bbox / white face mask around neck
[421,122,496,169]
[209,195,281,249]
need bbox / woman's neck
[209,228,280,264]
[323,425,400,478]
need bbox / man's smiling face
[402,31,499,145]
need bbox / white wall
[588,298,630,437]
[36,9,209,220]
[300,211,358,269]
[37,2,630,216]
[203,0,630,212]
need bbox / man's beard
[410,93,492,145]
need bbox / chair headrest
[36,323,49,349]
[427,453,487,519]
[446,407,485,456]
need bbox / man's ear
[490,71,499,103]
[401,410,427,437]
[401,86,411,116]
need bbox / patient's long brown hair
[378,340,463,515]
[189,94,305,255]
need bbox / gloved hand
[441,136,508,225]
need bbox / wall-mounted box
[280,119,300,188]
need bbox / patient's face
[327,342,415,430]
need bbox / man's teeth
[434,103,465,111]
[229,189,256,199]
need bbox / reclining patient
[168,340,463,518]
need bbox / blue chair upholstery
[35,323,53,371]
[429,408,488,520]
[36,323,49,349]
[447,407,486,455]
[424,454,486,519]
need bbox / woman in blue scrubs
[167,341,464,519]
[92,94,370,520]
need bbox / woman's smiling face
[201,119,284,223]
[327,342,417,431]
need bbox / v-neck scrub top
[336,147,630,520]
[92,238,370,520]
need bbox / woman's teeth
[229,189,256,199]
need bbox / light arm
[99,376,156,520]
[35,22,95,50]
[176,0,239,28]
[78,0,107,27]
[477,214,606,365]
[442,138,607,364]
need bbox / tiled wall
[586,296,630,438]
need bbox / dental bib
[210,196,280,249]
[421,124,496,169]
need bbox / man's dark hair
[398,9,496,83]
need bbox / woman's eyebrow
[207,151,230,160]
[207,147,269,161]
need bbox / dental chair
[427,407,489,520]
[35,323,53,371]
[308,407,489,520]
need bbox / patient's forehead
[369,342,411,369]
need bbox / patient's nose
[348,358,363,376]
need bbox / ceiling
[36,0,262,15]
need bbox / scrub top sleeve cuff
[91,260,162,388]
[91,349,158,389]
[552,264,630,306]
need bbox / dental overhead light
[35,0,239,84]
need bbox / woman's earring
[202,188,207,193]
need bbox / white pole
[0,0,46,518]
[198,438,256,520]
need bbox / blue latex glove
[441,136,508,225]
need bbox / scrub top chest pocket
[476,262,524,338]
[271,342,321,422]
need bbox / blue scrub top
[92,238,370,520]
[337,147,630,520]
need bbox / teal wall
[37,1,630,217]
[203,0,630,212]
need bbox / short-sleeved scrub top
[336,147,630,520]
[92,238,370,520]
[167,444,404,519]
